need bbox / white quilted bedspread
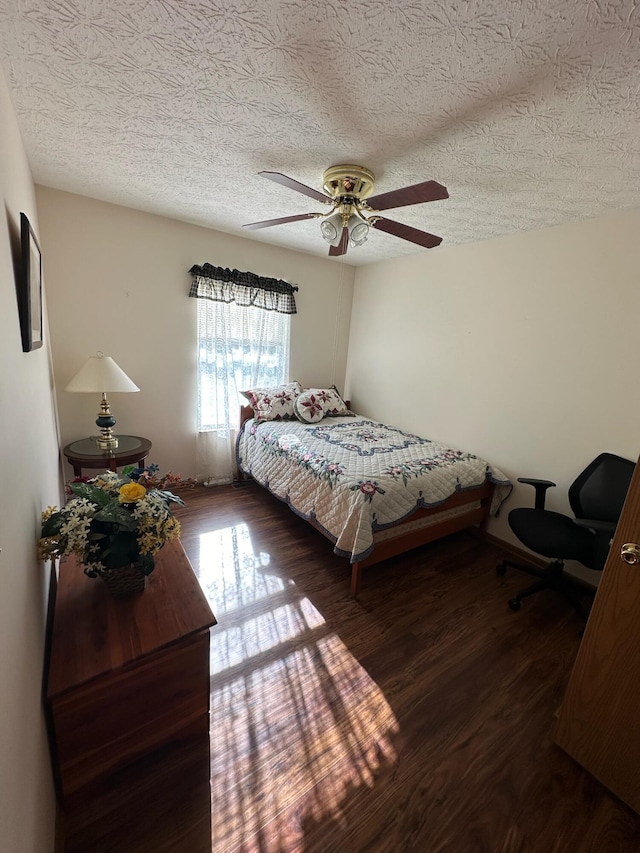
[236,415,512,563]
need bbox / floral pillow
[304,385,351,416]
[241,381,302,421]
[294,390,327,423]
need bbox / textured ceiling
[1,0,639,265]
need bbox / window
[189,264,297,484]
[196,297,291,431]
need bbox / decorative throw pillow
[304,385,351,416]
[294,390,327,423]
[241,381,302,421]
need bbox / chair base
[496,558,591,620]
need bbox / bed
[236,398,512,595]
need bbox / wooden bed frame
[238,404,495,596]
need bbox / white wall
[36,187,355,480]
[0,69,60,852]
[346,209,640,582]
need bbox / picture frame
[19,212,43,352]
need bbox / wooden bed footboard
[305,481,494,595]
[348,481,494,596]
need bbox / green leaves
[156,489,186,507]
[99,532,139,569]
[68,482,113,506]
[94,503,137,531]
[138,553,155,575]
[41,512,65,537]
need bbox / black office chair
[496,452,635,618]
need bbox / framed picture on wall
[19,212,43,352]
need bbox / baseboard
[484,532,598,591]
[232,477,255,489]
[483,532,549,569]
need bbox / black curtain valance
[188,264,298,314]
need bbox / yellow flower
[118,483,147,503]
[41,506,58,523]
[165,518,181,539]
[38,537,58,561]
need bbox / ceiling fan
[243,165,449,257]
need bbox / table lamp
[65,351,140,450]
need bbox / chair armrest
[573,518,617,534]
[517,477,556,510]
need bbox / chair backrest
[569,452,636,522]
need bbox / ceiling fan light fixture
[320,212,344,245]
[348,215,370,247]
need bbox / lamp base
[95,434,119,451]
[95,393,118,450]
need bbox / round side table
[63,435,152,477]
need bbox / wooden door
[554,454,640,812]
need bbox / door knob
[621,543,640,565]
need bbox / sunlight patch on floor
[197,525,399,852]
[198,523,278,615]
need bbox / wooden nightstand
[62,435,152,477]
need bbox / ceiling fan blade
[259,171,332,204]
[329,227,349,257]
[243,213,318,230]
[372,217,443,249]
[367,180,449,211]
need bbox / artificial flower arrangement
[122,463,197,493]
[39,465,191,581]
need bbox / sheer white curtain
[190,265,296,485]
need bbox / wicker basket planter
[98,564,147,597]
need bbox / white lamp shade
[348,215,370,246]
[65,354,139,393]
[320,212,344,246]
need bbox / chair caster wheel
[508,598,521,611]
[496,563,507,576]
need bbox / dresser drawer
[51,631,210,799]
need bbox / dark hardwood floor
[173,483,640,853]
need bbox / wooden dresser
[47,539,217,852]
